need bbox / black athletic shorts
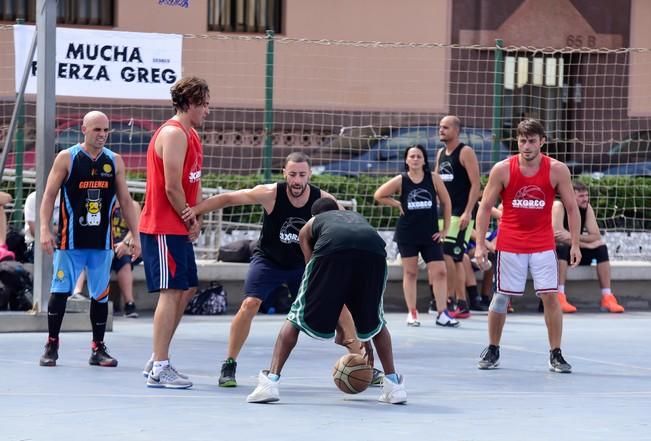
[397,242,444,263]
[287,250,387,341]
[556,243,609,265]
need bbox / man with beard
[182,152,337,387]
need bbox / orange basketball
[332,353,373,394]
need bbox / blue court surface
[1,311,650,441]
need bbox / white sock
[601,288,612,296]
[153,360,169,376]
[558,284,565,293]
[149,353,155,362]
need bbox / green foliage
[188,172,651,231]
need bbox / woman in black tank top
[374,145,459,328]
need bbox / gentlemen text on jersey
[57,144,117,250]
[254,182,321,268]
[312,210,387,259]
[139,119,203,235]
[437,144,471,216]
[394,173,440,245]
[497,155,556,253]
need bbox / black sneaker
[478,345,500,369]
[89,341,118,367]
[446,297,456,312]
[219,358,237,387]
[549,348,572,373]
[124,302,139,318]
[469,296,488,311]
[427,299,437,315]
[39,338,59,367]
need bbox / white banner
[13,25,182,100]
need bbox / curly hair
[170,76,210,112]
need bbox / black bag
[5,228,27,263]
[218,239,256,263]
[184,282,227,315]
[259,284,294,314]
[0,261,33,311]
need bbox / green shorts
[439,216,474,262]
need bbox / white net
[1,27,650,259]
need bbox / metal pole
[262,30,275,183]
[33,0,57,313]
[0,21,37,178]
[491,39,504,164]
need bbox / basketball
[332,353,373,394]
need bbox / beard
[288,183,307,198]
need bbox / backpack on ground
[184,282,227,315]
[0,260,33,311]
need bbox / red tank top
[496,154,555,253]
[139,119,203,235]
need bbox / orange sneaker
[558,292,577,313]
[600,293,624,313]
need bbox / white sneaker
[378,374,407,404]
[146,365,193,389]
[406,312,421,327]
[247,370,280,403]
[142,359,189,379]
[436,310,460,328]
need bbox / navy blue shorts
[243,254,304,301]
[110,255,142,273]
[140,233,198,293]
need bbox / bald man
[435,115,481,318]
[39,111,141,368]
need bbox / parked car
[5,115,155,172]
[573,131,651,174]
[311,126,510,176]
[602,160,651,176]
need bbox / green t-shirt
[311,210,387,258]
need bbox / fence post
[263,29,275,183]
[491,39,504,164]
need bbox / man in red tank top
[474,119,581,374]
[139,77,210,389]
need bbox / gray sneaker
[549,348,572,373]
[146,365,193,389]
[142,359,189,379]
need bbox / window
[208,0,282,33]
[0,0,114,26]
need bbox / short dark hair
[403,144,431,173]
[285,152,311,167]
[171,76,209,112]
[573,181,588,193]
[311,197,338,216]
[516,119,546,140]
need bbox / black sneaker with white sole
[478,345,500,369]
[549,348,572,373]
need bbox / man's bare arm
[298,218,315,263]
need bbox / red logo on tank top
[512,185,546,209]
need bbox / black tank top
[57,144,117,250]
[254,182,321,268]
[394,172,439,245]
[437,143,471,216]
[563,205,587,233]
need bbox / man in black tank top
[552,182,624,313]
[436,115,481,317]
[182,152,339,387]
[38,111,142,369]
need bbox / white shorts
[495,250,558,296]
